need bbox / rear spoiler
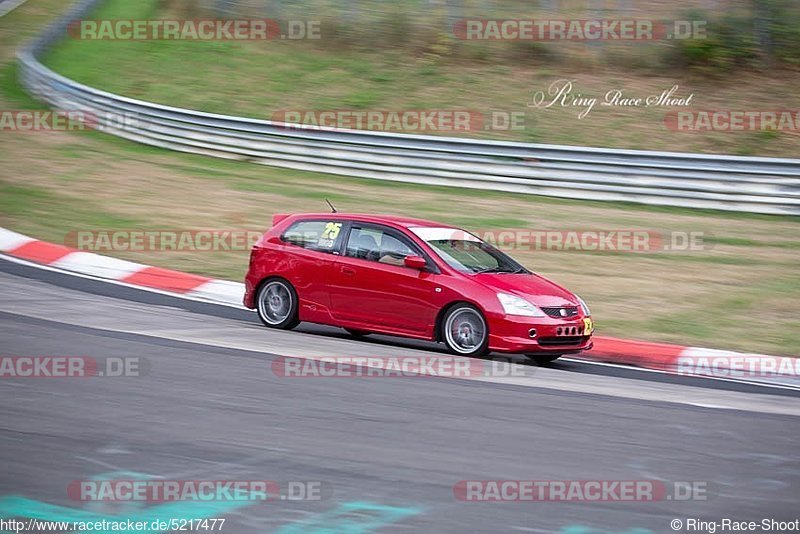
[272,213,290,227]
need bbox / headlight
[497,293,545,317]
[577,296,591,316]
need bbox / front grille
[556,325,583,337]
[541,306,578,319]
[538,336,588,347]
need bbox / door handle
[341,266,356,275]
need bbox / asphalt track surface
[1,257,799,533]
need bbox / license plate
[583,318,594,335]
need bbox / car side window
[281,220,343,254]
[346,226,415,267]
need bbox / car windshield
[410,227,528,274]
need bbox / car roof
[287,213,451,229]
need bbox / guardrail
[0,0,31,17]
[16,0,800,215]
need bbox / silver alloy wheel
[257,280,293,325]
[444,306,486,354]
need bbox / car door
[278,219,345,320]
[329,224,440,334]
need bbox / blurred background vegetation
[43,0,800,155]
[173,0,800,73]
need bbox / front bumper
[487,313,594,354]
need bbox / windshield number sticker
[317,222,343,249]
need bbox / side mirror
[404,255,427,270]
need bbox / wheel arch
[254,274,293,297]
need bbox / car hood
[472,273,578,307]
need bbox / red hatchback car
[244,213,593,362]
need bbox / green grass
[0,183,140,229]
[0,63,46,108]
[0,184,52,217]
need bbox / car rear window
[281,220,343,254]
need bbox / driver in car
[378,237,409,267]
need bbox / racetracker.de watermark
[0,356,146,378]
[664,110,800,132]
[67,480,329,502]
[272,110,526,132]
[675,352,800,379]
[68,19,321,40]
[64,230,263,252]
[453,19,706,41]
[454,229,707,252]
[454,480,707,502]
[272,356,529,378]
[0,110,139,132]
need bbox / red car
[244,213,593,363]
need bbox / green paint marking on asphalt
[0,470,257,533]
[561,526,653,534]
[275,501,421,533]
[0,495,253,533]
[0,496,103,523]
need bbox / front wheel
[256,278,300,330]
[526,354,562,365]
[441,304,489,357]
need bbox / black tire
[441,304,489,357]
[345,328,369,338]
[255,278,300,330]
[526,354,562,365]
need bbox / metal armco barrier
[0,0,30,18]
[17,0,800,215]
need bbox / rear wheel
[526,354,562,365]
[441,304,489,357]
[256,278,299,330]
